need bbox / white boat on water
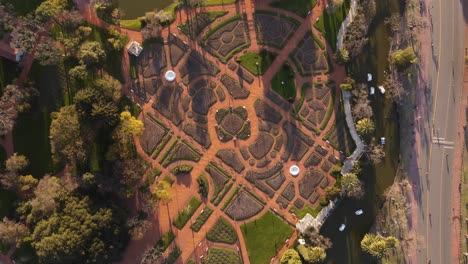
[355,209,363,215]
[339,224,346,232]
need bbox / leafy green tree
[325,185,341,201]
[111,111,144,159]
[30,176,64,216]
[297,245,326,263]
[335,48,349,64]
[152,180,171,204]
[74,88,119,125]
[280,249,301,264]
[361,233,399,259]
[94,75,122,102]
[49,105,86,164]
[341,173,363,199]
[69,64,88,81]
[18,175,38,192]
[356,118,375,136]
[303,226,332,249]
[36,42,61,65]
[10,15,43,52]
[35,0,66,22]
[0,217,29,247]
[31,195,125,264]
[77,41,106,67]
[0,153,30,191]
[391,47,418,70]
[5,153,29,173]
[76,26,92,41]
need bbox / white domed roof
[165,70,176,82]
[289,165,300,176]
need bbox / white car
[355,209,363,215]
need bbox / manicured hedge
[173,197,202,229]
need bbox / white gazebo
[127,41,143,57]
[165,70,176,82]
[289,165,300,176]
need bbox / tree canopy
[341,173,364,199]
[30,195,126,264]
[361,233,399,258]
[280,249,301,264]
[391,47,418,70]
[49,105,86,164]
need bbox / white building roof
[127,41,143,57]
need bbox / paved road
[416,0,465,263]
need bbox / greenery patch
[271,64,296,101]
[173,197,202,229]
[241,211,294,264]
[237,50,276,75]
[207,217,238,244]
[190,207,213,232]
[314,0,351,51]
[270,0,317,17]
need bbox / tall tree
[36,41,62,65]
[77,41,106,67]
[49,105,86,164]
[296,245,326,263]
[30,176,64,216]
[111,111,143,160]
[302,226,332,249]
[10,15,44,52]
[341,173,364,199]
[30,195,125,264]
[35,0,66,23]
[361,233,399,259]
[94,75,122,102]
[0,153,29,191]
[280,249,301,264]
[0,217,29,247]
[152,180,171,204]
[356,118,375,136]
[391,47,417,70]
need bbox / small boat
[355,209,363,215]
[370,87,375,95]
[381,137,386,145]
[367,73,373,82]
[339,224,346,232]
[378,86,386,94]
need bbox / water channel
[321,0,404,263]
[118,0,174,19]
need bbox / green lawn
[13,63,65,177]
[0,58,19,95]
[173,196,202,229]
[314,0,351,52]
[237,50,276,76]
[0,146,6,168]
[5,0,44,15]
[290,204,323,219]
[120,19,142,31]
[241,211,294,264]
[201,0,237,6]
[460,147,468,262]
[271,64,296,101]
[270,0,317,17]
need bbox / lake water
[118,0,174,19]
[320,0,403,263]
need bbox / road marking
[431,140,455,146]
[426,1,444,262]
[443,146,454,149]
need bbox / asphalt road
[416,0,465,263]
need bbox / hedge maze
[203,247,242,264]
[179,51,220,85]
[169,34,189,67]
[203,15,250,63]
[140,114,169,155]
[151,83,184,126]
[225,189,265,220]
[290,33,329,76]
[215,106,251,142]
[255,12,299,49]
